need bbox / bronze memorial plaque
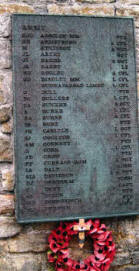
[12,15,139,223]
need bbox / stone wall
[0,0,139,270]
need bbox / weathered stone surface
[0,92,4,104]
[0,71,12,105]
[0,14,11,37]
[0,39,11,68]
[0,216,21,238]
[131,251,139,265]
[1,120,12,134]
[77,0,115,3]
[26,221,56,231]
[47,4,114,15]
[0,194,14,214]
[115,217,138,251]
[0,253,47,271]
[119,0,139,4]
[135,28,139,74]
[116,6,139,27]
[0,75,5,105]
[0,106,11,123]
[7,229,49,252]
[0,240,7,254]
[114,266,139,271]
[112,252,131,266]
[0,137,12,162]
[105,217,139,254]
[1,168,14,191]
[0,4,34,14]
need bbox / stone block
[0,253,47,271]
[117,266,139,271]
[0,137,12,162]
[7,229,50,252]
[117,217,138,252]
[0,240,7,254]
[119,0,139,4]
[0,71,12,105]
[77,0,115,3]
[116,6,139,28]
[1,168,14,191]
[0,14,11,37]
[0,91,4,104]
[0,4,34,14]
[0,216,22,238]
[47,4,114,16]
[0,38,11,69]
[132,216,139,240]
[112,252,131,266]
[1,120,13,134]
[0,75,5,104]
[26,221,56,231]
[131,251,139,265]
[0,106,11,123]
[0,194,14,215]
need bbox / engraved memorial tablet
[12,15,139,223]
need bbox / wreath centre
[47,219,116,271]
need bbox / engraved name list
[13,15,139,223]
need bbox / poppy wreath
[47,219,116,271]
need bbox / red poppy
[94,250,106,262]
[50,240,60,253]
[87,219,100,235]
[94,243,107,258]
[97,224,107,234]
[94,231,110,243]
[66,221,79,236]
[62,257,73,268]
[48,233,56,244]
[56,259,65,271]
[52,226,66,239]
[84,257,100,271]
[101,259,111,271]
[47,250,56,263]
[72,260,89,270]
[59,248,69,257]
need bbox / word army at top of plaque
[12,15,139,223]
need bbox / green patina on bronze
[12,14,139,223]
